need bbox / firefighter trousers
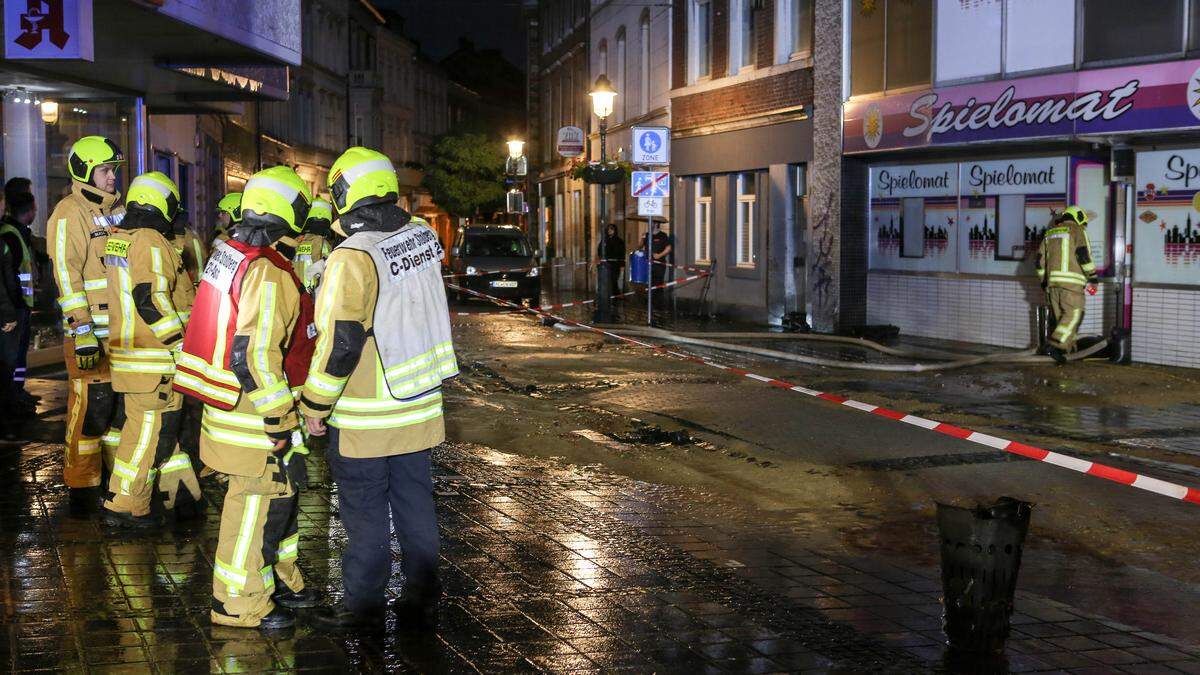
[1047,286,1086,352]
[211,456,304,628]
[102,382,203,517]
[63,337,116,489]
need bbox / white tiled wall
[1132,287,1200,368]
[867,272,1108,349]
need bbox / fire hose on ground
[580,325,1110,372]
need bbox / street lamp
[590,75,618,321]
[506,139,526,160]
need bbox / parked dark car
[447,225,541,305]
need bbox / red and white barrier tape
[448,282,1200,505]
[450,271,710,317]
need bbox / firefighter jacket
[177,240,316,477]
[0,218,34,308]
[1037,221,1097,290]
[298,208,457,458]
[292,233,331,288]
[174,229,208,290]
[47,182,125,338]
[103,223,195,394]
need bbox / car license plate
[491,280,519,288]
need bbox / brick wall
[672,68,813,131]
[673,0,686,89]
[713,0,729,78]
[755,0,775,68]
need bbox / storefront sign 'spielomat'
[1135,149,1200,285]
[845,58,1200,153]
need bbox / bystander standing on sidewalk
[597,223,625,298]
[0,233,22,437]
[2,183,39,408]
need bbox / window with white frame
[777,0,813,63]
[695,176,713,262]
[736,174,756,268]
[731,0,756,72]
[689,0,713,82]
[640,13,651,115]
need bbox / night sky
[374,0,526,69]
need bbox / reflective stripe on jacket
[340,225,457,398]
[1037,222,1097,289]
[0,221,34,308]
[104,228,195,393]
[46,182,125,337]
[298,223,455,457]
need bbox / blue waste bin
[629,250,649,285]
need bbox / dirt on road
[446,309,1200,644]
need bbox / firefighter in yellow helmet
[100,171,204,530]
[46,136,126,512]
[1037,205,1098,365]
[292,198,334,290]
[175,165,318,630]
[213,192,241,246]
[301,147,457,630]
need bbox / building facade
[255,0,349,196]
[588,0,674,281]
[1,0,299,242]
[528,0,592,285]
[668,0,816,323]
[828,0,1200,368]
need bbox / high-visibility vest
[339,223,458,400]
[0,222,33,308]
[174,239,316,410]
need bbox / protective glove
[74,327,101,370]
[272,430,310,490]
[284,430,310,490]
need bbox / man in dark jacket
[1,191,38,409]
[0,234,21,435]
[597,223,625,298]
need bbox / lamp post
[504,138,528,228]
[590,75,617,321]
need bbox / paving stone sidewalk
[1,431,1198,673]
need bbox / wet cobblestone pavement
[4,384,1200,673]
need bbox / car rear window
[463,235,531,258]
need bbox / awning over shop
[1,0,298,111]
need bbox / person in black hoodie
[597,223,625,298]
[1,191,39,410]
[0,235,21,436]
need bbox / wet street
[4,299,1200,673]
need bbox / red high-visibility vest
[174,239,315,410]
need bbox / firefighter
[46,136,126,512]
[1037,205,1098,365]
[100,171,204,529]
[292,198,333,290]
[174,166,318,630]
[172,207,207,289]
[213,192,241,246]
[299,147,458,629]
